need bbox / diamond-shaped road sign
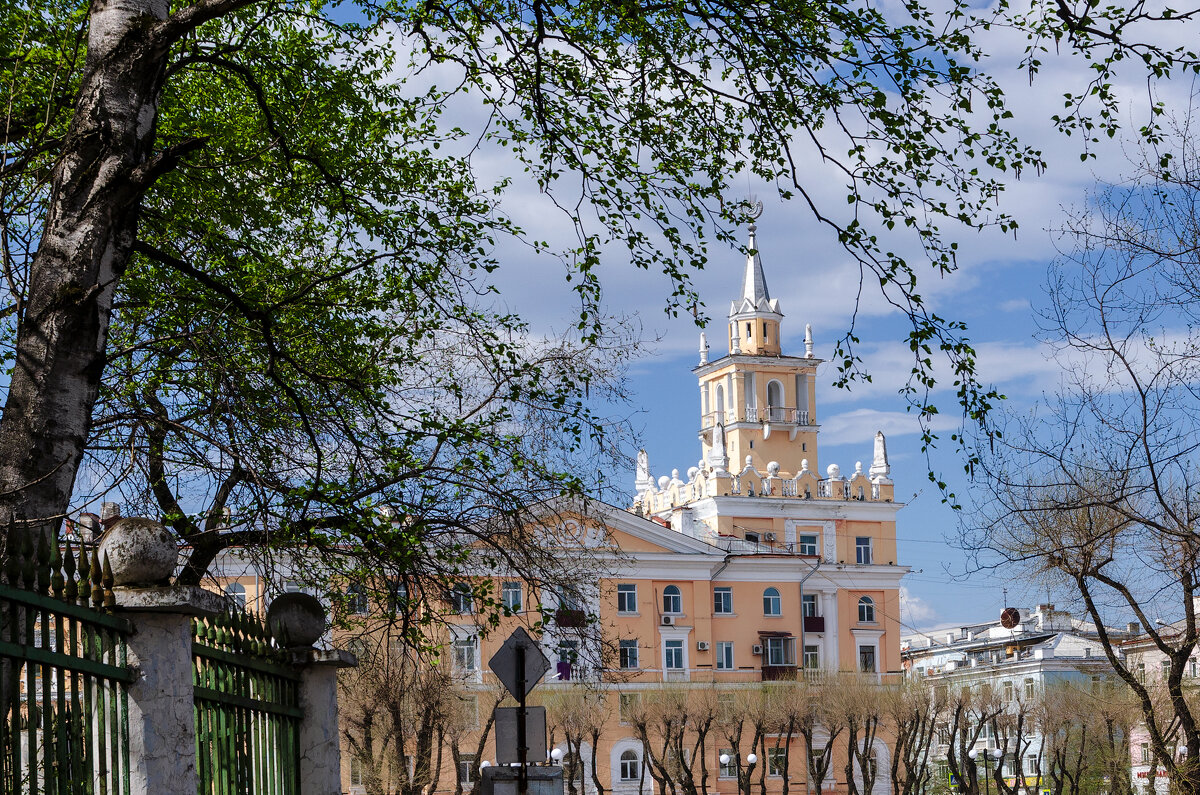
[488,626,551,701]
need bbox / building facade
[212,223,910,795]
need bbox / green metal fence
[193,608,302,795]
[0,530,134,795]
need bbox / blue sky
[464,14,1198,632]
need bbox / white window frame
[716,641,734,670]
[855,536,873,565]
[859,644,877,673]
[451,583,473,614]
[713,586,733,615]
[858,596,876,623]
[719,749,738,778]
[502,581,523,612]
[765,637,795,666]
[803,644,820,670]
[662,585,682,615]
[619,750,641,782]
[619,639,639,670]
[801,593,818,618]
[664,639,685,670]
[763,587,782,616]
[798,534,819,556]
[617,583,638,614]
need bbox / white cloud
[900,586,938,626]
[817,408,959,446]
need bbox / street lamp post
[969,749,990,795]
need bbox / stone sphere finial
[826,463,842,480]
[767,461,780,477]
[745,455,753,468]
[267,592,326,649]
[99,518,178,586]
[800,459,809,472]
[658,475,670,490]
[687,466,699,481]
[855,461,864,475]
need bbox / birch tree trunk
[0,0,172,535]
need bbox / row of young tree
[339,644,1146,795]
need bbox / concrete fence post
[296,648,357,794]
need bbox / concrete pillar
[114,585,224,795]
[296,649,356,795]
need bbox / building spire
[741,221,771,307]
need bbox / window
[225,582,246,610]
[662,585,682,614]
[1024,678,1035,698]
[388,580,407,613]
[458,753,477,785]
[859,645,876,673]
[502,581,523,612]
[617,583,637,613]
[558,586,582,611]
[798,534,818,556]
[768,747,787,777]
[765,636,795,666]
[1142,743,1150,764]
[713,586,733,615]
[716,641,734,670]
[1003,680,1013,702]
[665,639,684,670]
[347,584,368,615]
[763,587,781,616]
[619,693,640,722]
[451,583,473,614]
[620,750,641,781]
[857,596,876,623]
[803,645,820,670]
[1191,659,1198,678]
[1027,754,1039,775]
[350,756,364,787]
[856,537,873,564]
[719,749,738,778]
[745,531,760,544]
[619,639,639,670]
[558,639,579,665]
[453,634,478,673]
[1136,662,1146,683]
[802,593,818,618]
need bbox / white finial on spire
[730,324,741,355]
[804,324,814,358]
[699,332,709,365]
[870,431,892,482]
[709,423,729,474]
[635,449,654,495]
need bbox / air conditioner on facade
[752,644,764,655]
[697,641,710,651]
[765,532,777,542]
[661,615,675,626]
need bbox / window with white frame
[767,746,787,777]
[859,644,876,673]
[451,583,473,614]
[1003,680,1013,701]
[557,586,582,611]
[716,641,734,670]
[802,593,818,618]
[803,644,819,670]
[713,586,733,614]
[350,756,364,786]
[719,749,738,778]
[763,587,782,616]
[1024,678,1035,698]
[453,634,478,673]
[619,639,639,670]
[798,534,818,556]
[347,583,368,615]
[457,754,477,785]
[1141,743,1150,764]
[619,750,641,781]
[855,536,873,564]
[662,585,682,614]
[765,636,795,666]
[664,639,684,670]
[502,581,522,612]
[225,582,246,610]
[857,596,876,623]
[617,583,637,613]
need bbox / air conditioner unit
[661,615,675,626]
[765,532,777,542]
[752,644,764,655]
[697,641,710,651]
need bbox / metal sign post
[488,627,552,795]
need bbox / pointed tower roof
[741,223,771,305]
[730,222,782,318]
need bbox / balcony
[803,616,825,633]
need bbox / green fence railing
[0,530,134,795]
[193,608,302,795]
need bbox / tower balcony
[699,406,811,436]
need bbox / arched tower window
[763,587,781,616]
[858,596,876,623]
[619,750,641,781]
[766,380,784,421]
[663,585,682,614]
[715,384,725,417]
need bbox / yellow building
[212,223,908,795]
